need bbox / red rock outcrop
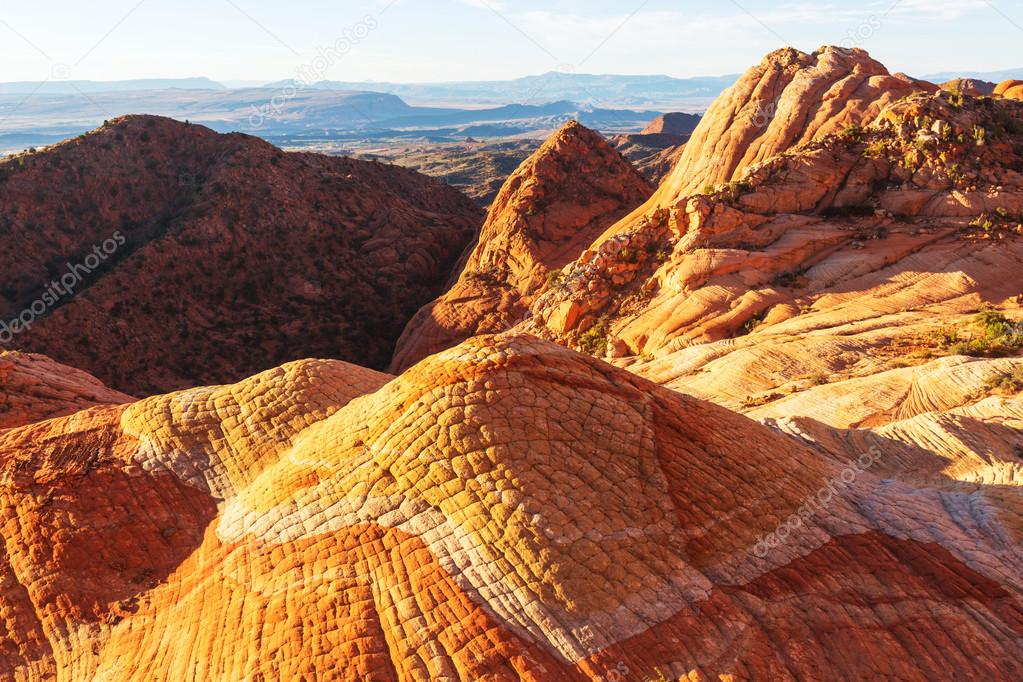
[941,78,997,96]
[0,116,482,395]
[3,44,1023,682]
[524,70,1023,360]
[389,121,651,371]
[657,46,935,200]
[640,112,701,136]
[1,334,1021,680]
[613,134,688,185]
[488,59,1023,531]
[0,351,132,429]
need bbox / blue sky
[1,0,1021,84]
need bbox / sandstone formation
[657,46,935,200]
[997,79,1023,100]
[0,351,132,429]
[0,116,482,395]
[640,112,702,136]
[525,82,1023,363]
[390,122,651,372]
[612,134,688,184]
[609,112,700,185]
[504,53,1023,506]
[941,78,997,96]
[1,334,1021,680]
[3,44,1023,682]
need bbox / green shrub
[941,310,1023,357]
[578,317,610,357]
[839,124,864,143]
[984,366,1023,395]
[971,214,996,231]
[772,270,807,289]
[545,268,564,289]
[807,372,830,386]
[726,180,751,201]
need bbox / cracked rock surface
[0,352,132,430]
[1,335,1022,680]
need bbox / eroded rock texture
[1,334,1022,681]
[3,45,1023,682]
[997,80,1023,101]
[0,352,132,430]
[525,87,1023,370]
[0,116,482,395]
[659,46,934,200]
[390,122,651,372]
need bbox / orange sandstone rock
[658,46,935,200]
[0,351,132,429]
[995,79,1023,98]
[996,79,1023,101]
[1,335,1022,680]
[390,121,651,371]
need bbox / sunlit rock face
[1,335,1022,680]
[391,121,651,372]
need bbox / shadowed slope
[0,116,482,395]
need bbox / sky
[1,0,1022,85]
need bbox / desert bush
[840,124,864,143]
[577,317,609,357]
[619,247,639,264]
[545,268,565,289]
[942,309,1023,357]
[807,372,830,386]
[984,366,1023,395]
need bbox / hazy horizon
[3,0,1022,86]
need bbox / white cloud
[459,0,507,10]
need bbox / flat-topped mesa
[658,45,935,202]
[389,120,652,371]
[640,112,701,136]
[942,78,997,96]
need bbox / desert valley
[2,32,1023,682]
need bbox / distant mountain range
[0,71,736,108]
[0,87,666,154]
[921,68,1023,83]
[4,66,1020,155]
[265,72,740,109]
